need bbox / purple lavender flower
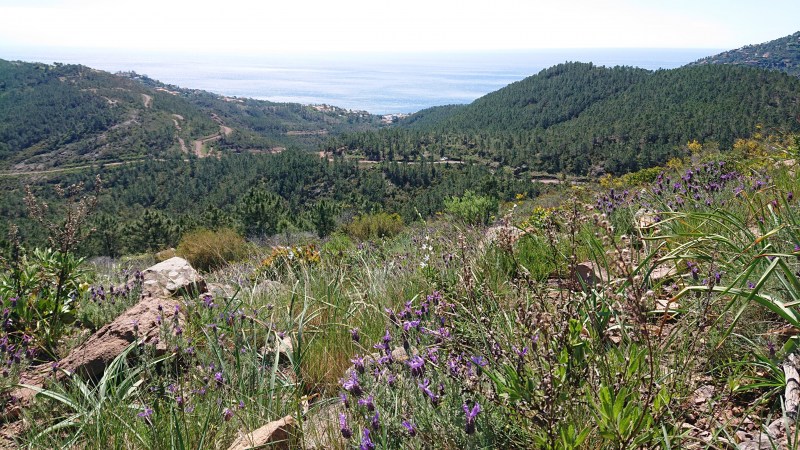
[342,371,363,396]
[350,328,360,342]
[402,320,421,332]
[418,379,440,405]
[360,428,376,450]
[339,413,352,438]
[407,355,425,377]
[427,347,439,364]
[358,394,375,411]
[371,411,380,430]
[447,357,460,376]
[137,406,154,421]
[401,420,417,437]
[351,355,365,374]
[214,371,224,386]
[222,407,233,421]
[340,392,350,408]
[747,280,756,289]
[463,402,481,435]
[470,356,488,367]
[686,261,699,281]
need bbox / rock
[654,298,681,316]
[57,296,181,379]
[649,265,678,282]
[574,262,609,289]
[205,282,237,299]
[140,257,205,298]
[635,208,659,229]
[391,346,410,362]
[251,280,284,298]
[691,385,715,405]
[4,293,181,420]
[276,336,294,364]
[484,225,524,246]
[227,415,296,450]
[303,403,345,450]
[738,418,787,450]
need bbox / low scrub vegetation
[176,228,249,272]
[1,136,799,449]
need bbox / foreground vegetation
[1,133,798,448]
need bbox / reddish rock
[227,415,297,450]
[58,296,180,379]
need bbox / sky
[0,0,798,55]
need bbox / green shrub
[176,228,249,272]
[345,212,404,241]
[0,247,87,355]
[445,190,498,225]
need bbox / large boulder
[573,261,609,289]
[58,296,181,379]
[227,416,297,450]
[140,256,205,298]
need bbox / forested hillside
[327,62,800,175]
[687,31,800,77]
[0,59,384,171]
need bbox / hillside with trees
[0,59,385,171]
[343,62,800,175]
[687,31,800,77]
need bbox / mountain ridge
[0,59,384,171]
[686,31,800,77]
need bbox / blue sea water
[1,48,719,114]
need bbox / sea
[0,48,719,115]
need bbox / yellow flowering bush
[260,244,321,276]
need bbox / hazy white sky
[1,0,798,54]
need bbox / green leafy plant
[445,190,498,226]
[1,247,87,355]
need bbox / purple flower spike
[360,428,376,450]
[137,406,153,420]
[371,411,380,430]
[401,420,417,437]
[351,355,365,374]
[339,413,352,439]
[463,402,481,435]
[358,394,375,411]
[350,328,360,342]
[222,407,233,422]
[470,355,488,367]
[418,379,440,405]
[342,371,363,396]
[407,355,425,377]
